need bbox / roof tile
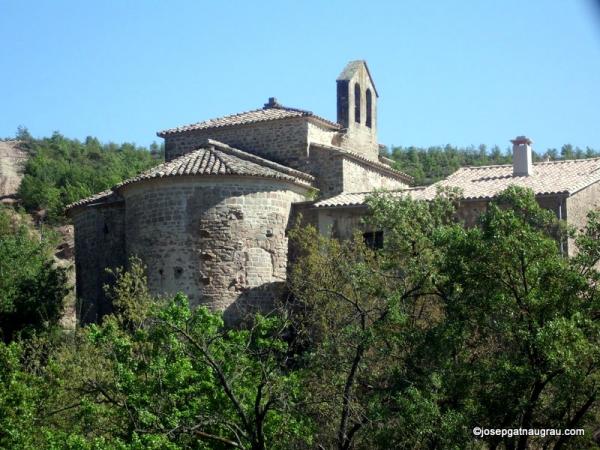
[313,187,427,208]
[157,101,340,136]
[67,140,314,212]
[420,158,600,200]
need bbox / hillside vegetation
[14,130,162,223]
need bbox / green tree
[288,188,465,449]
[0,208,68,342]
[288,186,600,449]
[42,259,311,450]
[429,187,600,449]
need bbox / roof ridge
[157,103,341,137]
[158,106,265,135]
[461,157,600,171]
[209,147,233,175]
[206,139,315,181]
[535,157,600,165]
[262,98,314,116]
[269,104,312,115]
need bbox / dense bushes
[0,208,68,342]
[0,188,599,449]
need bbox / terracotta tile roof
[313,187,427,208]
[310,142,413,184]
[157,98,340,137]
[312,158,600,208]
[419,158,600,200]
[67,140,314,213]
[115,139,314,188]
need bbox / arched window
[366,89,373,128]
[354,83,361,124]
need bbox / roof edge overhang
[114,173,315,195]
[66,193,124,216]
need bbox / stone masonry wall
[164,119,310,170]
[455,196,564,228]
[72,202,126,324]
[313,206,370,240]
[306,121,337,148]
[454,200,489,227]
[121,176,308,322]
[566,181,600,256]
[307,146,408,198]
[342,158,408,193]
[306,146,345,197]
[338,126,379,162]
[310,195,568,248]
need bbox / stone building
[308,136,600,256]
[68,61,411,324]
[68,61,600,324]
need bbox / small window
[363,231,383,249]
[366,89,372,128]
[354,83,361,123]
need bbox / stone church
[68,61,600,324]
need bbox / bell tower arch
[336,60,379,160]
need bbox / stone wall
[306,121,337,148]
[309,194,570,249]
[338,126,378,161]
[455,196,565,228]
[306,146,345,197]
[311,206,370,240]
[71,202,126,324]
[164,119,310,170]
[341,158,408,193]
[307,146,408,198]
[566,181,600,256]
[120,176,308,322]
[454,200,489,227]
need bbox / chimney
[511,136,533,176]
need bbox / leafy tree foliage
[16,131,161,223]
[0,259,311,449]
[388,144,600,185]
[1,188,599,449]
[288,186,600,449]
[0,207,68,342]
[288,189,469,449]
[428,188,600,450]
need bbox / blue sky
[1,0,599,152]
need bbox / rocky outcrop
[0,140,28,201]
